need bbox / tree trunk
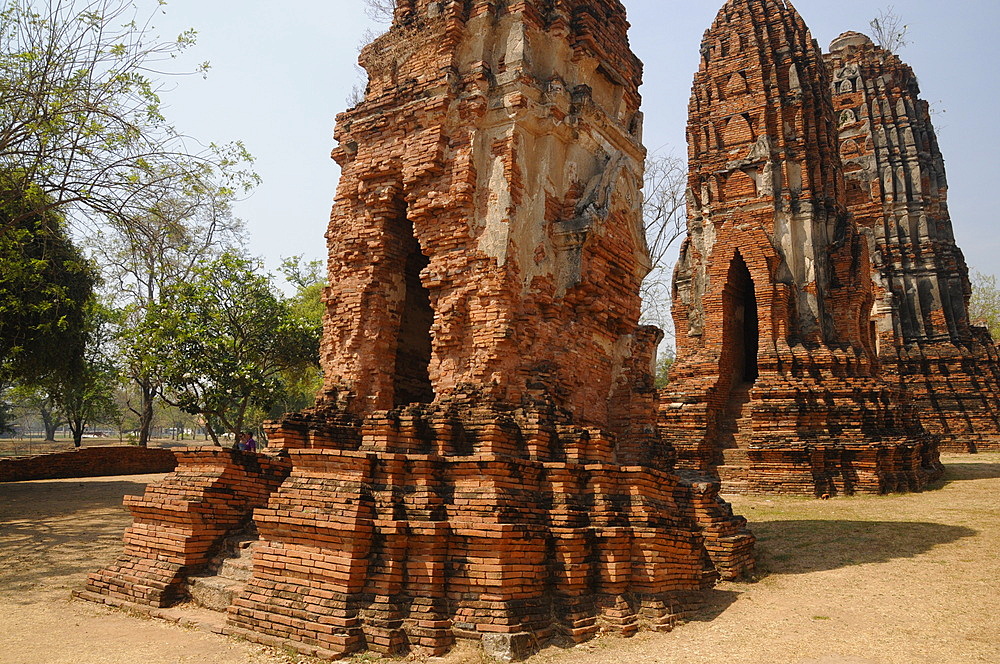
[69,417,84,448]
[40,405,59,441]
[136,381,155,449]
[204,415,221,446]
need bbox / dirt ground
[1,453,998,664]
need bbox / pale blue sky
[151,0,1000,280]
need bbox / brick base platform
[84,403,754,661]
[716,442,943,497]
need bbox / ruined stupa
[84,1,754,660]
[826,32,1000,453]
[658,0,942,496]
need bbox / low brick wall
[0,446,177,482]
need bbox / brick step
[718,383,755,447]
[217,540,256,581]
[185,527,259,612]
[186,575,245,612]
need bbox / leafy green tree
[280,254,325,322]
[0,0,255,234]
[0,384,13,435]
[94,186,243,447]
[269,255,326,418]
[654,351,675,390]
[138,253,320,445]
[0,184,94,385]
[969,269,1000,339]
[49,301,119,447]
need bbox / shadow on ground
[751,520,976,576]
[939,462,1000,484]
[0,478,151,604]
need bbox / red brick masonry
[659,0,944,495]
[0,446,177,483]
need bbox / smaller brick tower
[826,32,1000,452]
[660,0,942,495]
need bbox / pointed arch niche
[390,210,435,407]
[721,251,760,385]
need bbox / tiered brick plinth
[85,448,290,607]
[225,404,754,660]
[715,442,941,497]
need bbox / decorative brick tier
[85,448,290,607]
[659,0,942,495]
[826,33,1000,453]
[224,403,754,660]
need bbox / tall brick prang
[826,32,1000,452]
[86,1,755,662]
[659,0,942,495]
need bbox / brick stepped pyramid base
[661,355,944,497]
[228,401,756,661]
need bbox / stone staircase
[718,382,754,449]
[185,527,258,613]
[715,383,755,493]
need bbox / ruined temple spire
[826,32,1000,451]
[660,0,941,494]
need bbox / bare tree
[364,0,395,23]
[643,152,688,276]
[0,0,256,234]
[640,151,687,349]
[870,6,909,53]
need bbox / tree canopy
[0,182,94,384]
[969,269,1000,339]
[137,253,320,444]
[0,0,256,234]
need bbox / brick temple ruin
[81,0,1000,659]
[658,0,946,495]
[826,32,1000,453]
[84,1,755,660]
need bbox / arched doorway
[391,216,434,407]
[716,251,759,452]
[723,251,759,385]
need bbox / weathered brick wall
[0,446,177,483]
[659,0,942,495]
[826,33,1000,452]
[318,0,653,442]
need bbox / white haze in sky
[150,0,1000,282]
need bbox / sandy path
[1,454,998,664]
